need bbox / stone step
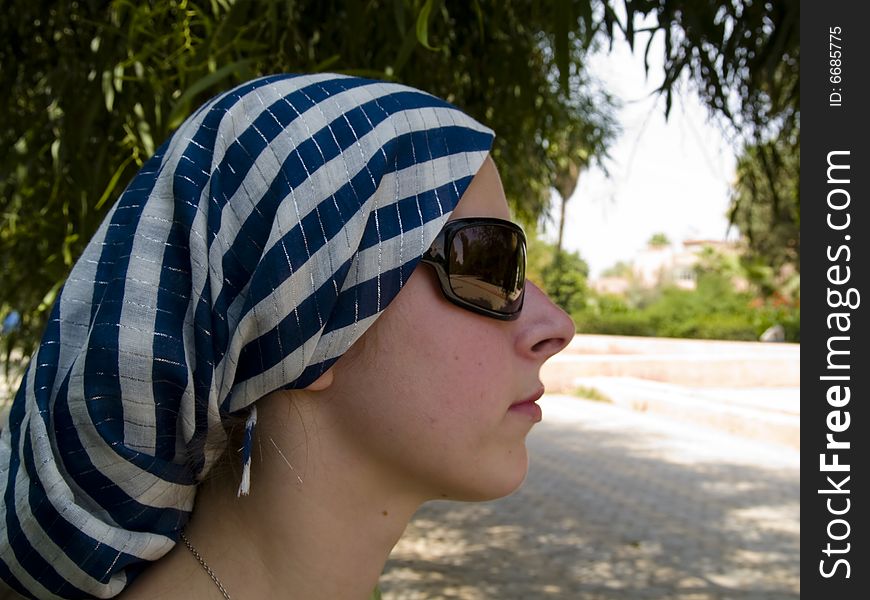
[568,376,800,449]
[562,333,801,358]
[542,353,799,389]
[541,334,800,389]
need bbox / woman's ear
[303,367,334,392]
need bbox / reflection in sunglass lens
[448,225,525,313]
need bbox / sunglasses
[420,217,527,320]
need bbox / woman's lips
[508,388,545,421]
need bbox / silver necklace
[179,532,233,600]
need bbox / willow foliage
[1,0,798,361]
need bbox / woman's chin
[435,448,530,502]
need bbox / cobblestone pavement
[380,395,800,600]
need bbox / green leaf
[472,0,485,39]
[167,59,254,130]
[102,70,115,112]
[37,280,64,315]
[95,154,135,211]
[50,139,61,170]
[415,0,442,51]
[577,0,593,47]
[393,0,406,34]
[554,0,572,94]
[392,21,420,75]
[312,54,341,73]
[113,64,125,92]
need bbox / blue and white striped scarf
[0,73,493,599]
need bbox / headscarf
[0,73,493,599]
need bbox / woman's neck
[124,393,426,600]
[186,468,418,599]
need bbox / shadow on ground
[380,402,799,600]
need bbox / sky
[542,39,741,278]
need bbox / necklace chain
[179,532,233,600]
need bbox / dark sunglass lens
[448,225,525,313]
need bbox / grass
[572,386,612,404]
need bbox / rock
[760,324,786,343]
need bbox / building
[590,239,746,295]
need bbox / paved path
[380,395,800,599]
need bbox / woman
[1,73,574,599]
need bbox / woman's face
[325,157,575,502]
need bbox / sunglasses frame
[420,216,527,321]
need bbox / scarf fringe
[237,405,258,497]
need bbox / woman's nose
[514,281,575,362]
